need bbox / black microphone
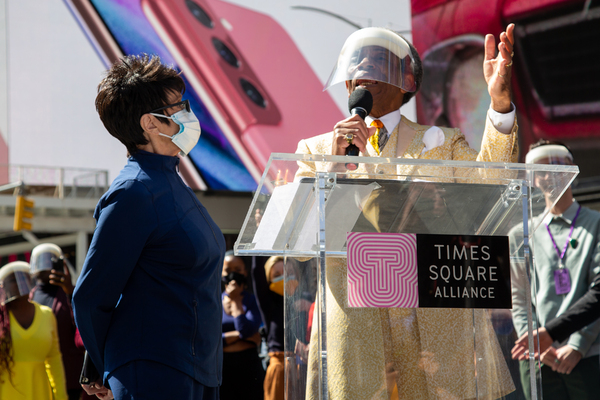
[345,88,373,170]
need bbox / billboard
[2,0,415,191]
[411,0,600,178]
[6,0,596,188]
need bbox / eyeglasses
[149,99,191,115]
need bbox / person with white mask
[72,54,225,400]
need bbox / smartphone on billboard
[65,0,343,190]
[64,0,257,191]
[141,0,344,181]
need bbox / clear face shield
[324,27,417,92]
[30,243,64,276]
[0,262,33,304]
[526,145,574,198]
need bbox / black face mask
[222,272,247,286]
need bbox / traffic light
[14,195,34,231]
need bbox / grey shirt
[511,200,600,356]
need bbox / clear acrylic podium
[235,153,578,400]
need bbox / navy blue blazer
[73,151,225,386]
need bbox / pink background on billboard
[347,232,419,308]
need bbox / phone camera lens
[212,38,239,68]
[186,0,213,28]
[240,78,266,108]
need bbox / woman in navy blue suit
[73,55,225,400]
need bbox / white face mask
[151,108,201,157]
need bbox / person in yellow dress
[0,261,67,400]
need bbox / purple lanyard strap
[545,205,582,265]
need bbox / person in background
[511,274,600,360]
[0,261,67,400]
[252,256,285,400]
[510,140,600,399]
[283,259,312,400]
[221,251,264,400]
[72,54,225,400]
[30,243,84,400]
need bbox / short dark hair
[223,251,248,274]
[396,33,423,107]
[529,139,575,162]
[95,54,185,155]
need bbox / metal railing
[0,164,109,199]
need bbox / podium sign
[235,153,578,400]
[347,232,511,309]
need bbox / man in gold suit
[295,25,518,400]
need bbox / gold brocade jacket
[295,115,518,400]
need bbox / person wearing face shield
[29,243,85,400]
[0,261,68,400]
[509,140,600,400]
[295,26,518,400]
[296,25,518,179]
[72,55,225,400]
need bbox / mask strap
[153,111,183,137]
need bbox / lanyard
[545,205,581,267]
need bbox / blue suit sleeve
[72,181,158,377]
[234,294,263,339]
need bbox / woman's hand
[541,345,582,374]
[512,327,554,360]
[224,280,244,300]
[82,380,114,399]
[246,331,262,347]
[96,389,114,400]
[49,261,75,296]
[554,345,582,374]
[223,330,241,346]
[222,283,244,318]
